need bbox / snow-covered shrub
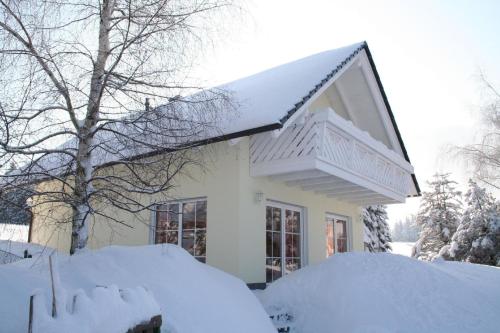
[412,173,461,261]
[0,187,32,225]
[440,180,500,266]
[363,205,392,252]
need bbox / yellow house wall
[30,137,364,283]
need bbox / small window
[326,214,350,257]
[156,199,207,263]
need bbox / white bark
[0,0,236,254]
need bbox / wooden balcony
[249,108,414,205]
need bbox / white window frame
[266,200,306,281]
[325,212,352,256]
[151,197,207,261]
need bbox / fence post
[48,255,57,317]
[28,295,34,333]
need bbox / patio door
[266,202,303,283]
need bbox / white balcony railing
[249,108,414,203]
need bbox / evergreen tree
[441,180,500,266]
[412,173,462,261]
[363,205,392,252]
[0,187,32,225]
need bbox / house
[29,42,420,287]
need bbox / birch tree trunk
[70,0,114,254]
[0,0,236,255]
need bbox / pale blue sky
[195,0,500,225]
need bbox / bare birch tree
[456,74,500,190]
[0,0,236,254]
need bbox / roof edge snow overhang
[12,42,420,197]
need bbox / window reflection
[156,199,207,263]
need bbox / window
[326,214,350,257]
[155,199,207,263]
[266,203,303,283]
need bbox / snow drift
[0,244,275,333]
[259,252,500,333]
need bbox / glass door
[266,202,303,283]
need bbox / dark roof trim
[12,123,284,187]
[98,122,283,169]
[362,42,421,196]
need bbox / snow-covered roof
[209,41,419,195]
[215,42,366,135]
[8,41,420,195]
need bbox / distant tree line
[392,215,420,242]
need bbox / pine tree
[441,180,500,266]
[412,173,462,261]
[363,205,392,252]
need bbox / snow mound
[259,252,500,333]
[32,285,161,333]
[0,245,275,333]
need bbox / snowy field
[2,245,500,333]
[0,244,275,333]
[0,223,29,242]
[389,241,415,257]
[259,252,500,333]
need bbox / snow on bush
[259,252,500,333]
[0,244,275,333]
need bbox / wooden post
[48,255,57,317]
[28,295,34,333]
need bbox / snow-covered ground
[0,240,51,264]
[0,244,275,333]
[3,245,500,333]
[259,252,500,333]
[0,223,29,242]
[390,241,415,257]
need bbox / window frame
[151,197,207,262]
[266,200,306,283]
[325,212,352,257]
